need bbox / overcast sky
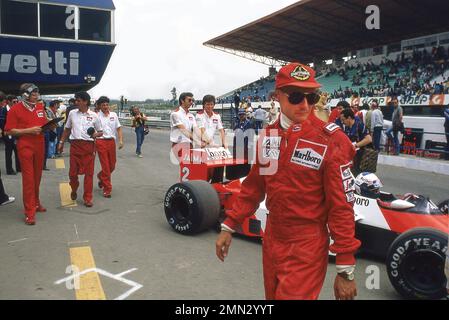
[89,0,299,101]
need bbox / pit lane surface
[0,128,448,300]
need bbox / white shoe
[138,154,143,158]
[0,196,15,206]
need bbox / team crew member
[4,84,52,225]
[170,92,202,161]
[195,95,227,148]
[216,63,361,300]
[0,94,21,175]
[58,92,103,207]
[95,96,123,198]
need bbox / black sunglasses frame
[281,91,320,105]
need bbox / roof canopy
[42,0,115,10]
[204,0,449,65]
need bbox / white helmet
[355,172,383,198]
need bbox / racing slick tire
[437,199,448,214]
[386,228,448,300]
[164,180,220,235]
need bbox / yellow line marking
[55,158,65,169]
[59,182,77,207]
[69,246,106,300]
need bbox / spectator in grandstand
[131,106,148,158]
[253,105,267,135]
[195,95,227,148]
[444,104,449,160]
[370,100,384,152]
[96,96,123,198]
[217,62,360,300]
[4,83,56,225]
[0,168,15,206]
[340,108,372,176]
[0,93,21,175]
[386,97,403,156]
[170,92,201,162]
[58,91,103,208]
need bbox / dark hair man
[216,63,361,300]
[195,95,227,148]
[0,93,21,174]
[95,96,123,198]
[58,91,103,207]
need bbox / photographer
[131,106,148,158]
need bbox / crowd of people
[0,84,123,224]
[328,46,449,99]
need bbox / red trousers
[96,139,116,194]
[69,141,95,203]
[262,220,329,300]
[17,140,44,218]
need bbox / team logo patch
[87,117,93,121]
[110,117,115,121]
[290,139,327,170]
[213,119,218,123]
[290,65,310,81]
[346,192,355,203]
[292,124,301,132]
[325,123,340,133]
[343,178,356,193]
[262,136,281,160]
[37,111,44,118]
[340,162,353,180]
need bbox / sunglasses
[281,91,320,105]
[186,98,195,103]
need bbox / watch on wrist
[338,271,355,281]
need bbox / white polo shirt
[97,110,121,140]
[195,111,223,141]
[170,107,197,143]
[65,109,102,141]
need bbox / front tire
[386,228,448,300]
[164,180,220,235]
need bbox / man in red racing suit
[216,62,361,300]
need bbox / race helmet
[355,172,383,198]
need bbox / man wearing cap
[195,95,227,148]
[95,96,123,198]
[216,63,360,300]
[58,92,103,207]
[4,83,53,225]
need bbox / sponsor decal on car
[346,192,355,203]
[262,136,281,160]
[343,178,356,193]
[290,139,327,170]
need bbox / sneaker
[70,191,77,201]
[84,201,93,208]
[36,205,47,212]
[138,154,143,158]
[25,216,35,225]
[98,181,103,189]
[43,167,50,171]
[103,192,111,198]
[0,196,15,206]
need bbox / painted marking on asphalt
[8,238,28,244]
[55,267,142,300]
[60,183,76,207]
[69,246,106,300]
[55,158,65,169]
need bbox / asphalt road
[0,128,447,300]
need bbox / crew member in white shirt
[195,95,227,149]
[58,92,103,207]
[170,92,203,161]
[95,96,123,198]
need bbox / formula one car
[164,148,449,300]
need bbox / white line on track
[8,238,28,244]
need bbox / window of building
[40,4,75,39]
[79,8,111,42]
[0,0,38,36]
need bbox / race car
[163,147,449,300]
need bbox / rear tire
[386,228,448,300]
[164,180,220,235]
